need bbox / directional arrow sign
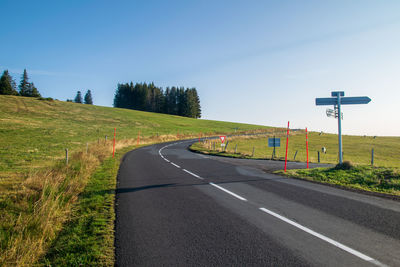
[219,136,226,143]
[316,96,371,106]
[340,97,371,105]
[316,98,337,105]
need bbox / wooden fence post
[65,148,68,165]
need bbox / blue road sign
[340,97,371,105]
[316,98,337,105]
[268,138,280,147]
[331,91,344,97]
[316,96,371,106]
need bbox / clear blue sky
[1,0,400,136]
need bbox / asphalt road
[115,140,400,266]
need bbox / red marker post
[306,128,309,168]
[112,128,116,158]
[284,121,290,172]
[137,131,140,146]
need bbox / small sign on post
[219,136,226,143]
[268,137,280,159]
[268,138,281,147]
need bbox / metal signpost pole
[337,94,343,164]
[273,135,276,159]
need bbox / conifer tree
[177,87,187,116]
[19,69,30,96]
[193,88,201,118]
[29,83,41,97]
[0,70,18,95]
[74,91,83,103]
[18,69,41,97]
[84,90,93,104]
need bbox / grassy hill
[0,95,270,265]
[0,95,267,174]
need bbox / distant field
[0,95,270,265]
[191,130,400,168]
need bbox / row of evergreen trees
[0,69,41,97]
[113,82,201,118]
[70,90,93,104]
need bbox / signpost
[316,91,371,164]
[268,137,280,159]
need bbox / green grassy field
[0,95,270,266]
[191,130,400,168]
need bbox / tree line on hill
[0,69,41,97]
[113,82,201,118]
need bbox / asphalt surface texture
[115,139,400,266]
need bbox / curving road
[115,140,400,266]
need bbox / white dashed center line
[183,169,204,180]
[170,162,180,168]
[209,182,247,201]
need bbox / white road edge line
[209,182,247,201]
[259,208,385,267]
[183,169,204,180]
[171,162,180,168]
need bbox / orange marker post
[137,131,140,146]
[306,128,309,169]
[284,121,290,172]
[113,128,116,158]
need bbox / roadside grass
[0,95,271,265]
[0,143,107,265]
[276,165,400,196]
[41,145,134,266]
